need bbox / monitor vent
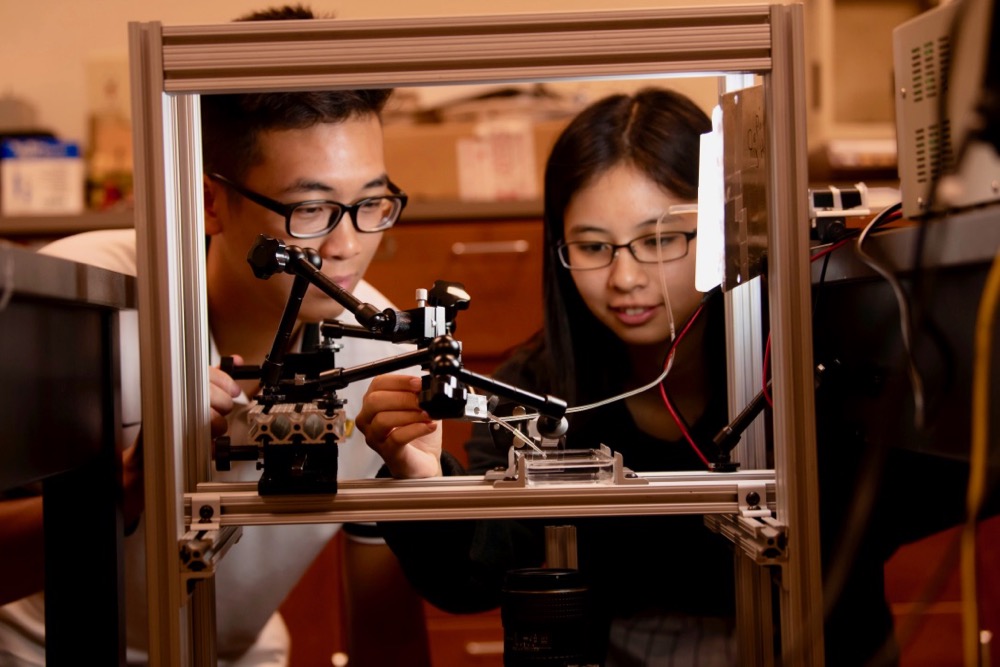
[913,119,953,184]
[909,35,952,103]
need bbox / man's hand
[356,375,442,479]
[209,355,243,439]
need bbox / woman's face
[562,162,700,348]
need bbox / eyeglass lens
[561,233,690,268]
[290,197,402,237]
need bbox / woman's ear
[204,174,224,236]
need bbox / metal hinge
[179,525,243,582]
[705,512,787,565]
[179,493,243,584]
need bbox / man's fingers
[209,365,241,398]
[366,374,423,394]
[209,381,237,415]
[210,411,229,438]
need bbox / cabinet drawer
[424,603,505,667]
[366,219,544,363]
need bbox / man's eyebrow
[362,175,390,190]
[280,179,333,196]
[279,174,389,197]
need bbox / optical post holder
[213,235,567,495]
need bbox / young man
[0,21,437,667]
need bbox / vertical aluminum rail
[765,5,825,665]
[130,21,213,667]
[719,71,773,667]
[129,22,193,667]
[128,5,820,664]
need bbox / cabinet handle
[465,640,504,656]
[451,240,530,255]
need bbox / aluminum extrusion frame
[128,5,820,665]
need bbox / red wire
[810,235,855,261]
[758,210,904,424]
[765,233,852,409]
[809,211,901,262]
[767,216,902,409]
[658,301,712,468]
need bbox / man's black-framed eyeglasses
[208,172,408,238]
[556,231,697,270]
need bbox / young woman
[357,87,738,665]
[358,82,1000,666]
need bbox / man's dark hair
[202,5,392,180]
[236,4,324,21]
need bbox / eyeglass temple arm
[246,234,410,337]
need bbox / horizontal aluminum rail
[185,470,776,526]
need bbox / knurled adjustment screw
[246,235,289,279]
[199,505,214,521]
[745,491,761,507]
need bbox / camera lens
[501,568,601,666]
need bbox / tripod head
[213,234,566,494]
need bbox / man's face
[206,114,390,323]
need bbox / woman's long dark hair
[537,87,712,406]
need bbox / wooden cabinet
[884,515,1000,666]
[281,566,506,667]
[424,603,504,667]
[364,217,545,465]
[282,217,543,667]
[366,217,544,364]
[280,535,347,666]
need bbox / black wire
[812,248,834,328]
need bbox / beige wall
[0,0,768,147]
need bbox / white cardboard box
[1,138,84,216]
[383,118,567,202]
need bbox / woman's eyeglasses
[556,230,697,270]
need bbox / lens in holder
[501,568,601,666]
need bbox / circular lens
[501,568,601,666]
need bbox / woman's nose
[607,249,648,291]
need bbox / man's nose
[318,217,362,259]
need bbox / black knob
[214,436,231,471]
[246,235,289,279]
